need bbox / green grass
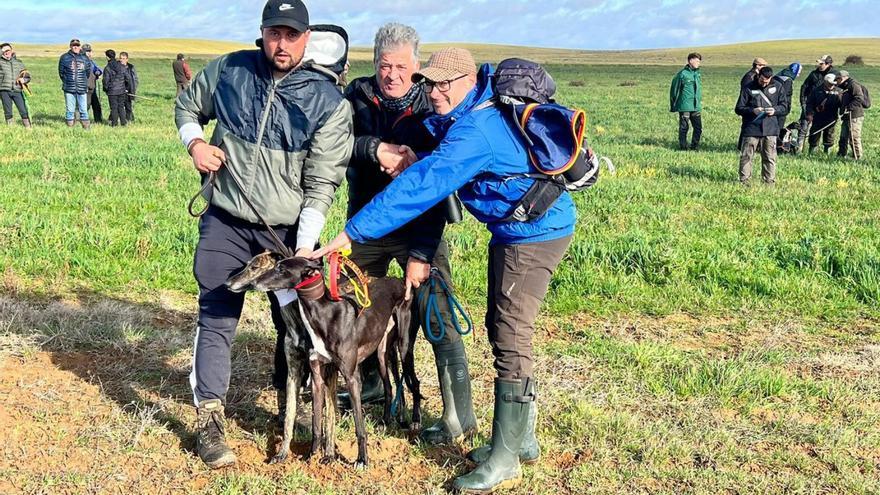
[1,54,878,494]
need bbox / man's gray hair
[373,23,420,66]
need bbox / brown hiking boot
[81,120,91,130]
[66,120,75,127]
[196,399,237,469]
[22,118,32,129]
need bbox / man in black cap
[175,0,352,469]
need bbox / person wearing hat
[836,70,867,160]
[773,62,802,138]
[174,0,353,469]
[804,72,843,154]
[339,22,477,446]
[741,57,767,87]
[669,52,703,150]
[0,42,31,128]
[82,44,104,124]
[796,55,838,152]
[313,46,576,493]
[58,38,91,128]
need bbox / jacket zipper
[247,71,294,197]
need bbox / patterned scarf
[373,79,422,113]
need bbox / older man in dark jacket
[735,66,789,185]
[836,70,867,160]
[341,22,477,447]
[58,39,91,128]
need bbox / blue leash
[418,268,473,345]
[392,269,474,418]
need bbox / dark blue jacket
[58,50,90,94]
[346,63,576,246]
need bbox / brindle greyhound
[227,253,422,469]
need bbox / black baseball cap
[69,38,81,47]
[261,0,309,32]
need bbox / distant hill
[14,37,879,66]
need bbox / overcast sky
[6,0,878,49]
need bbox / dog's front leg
[269,360,302,464]
[342,367,368,470]
[308,360,326,462]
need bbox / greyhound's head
[225,250,284,293]
[252,256,324,293]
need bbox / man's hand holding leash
[188,139,226,173]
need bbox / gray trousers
[739,136,777,184]
[487,235,571,379]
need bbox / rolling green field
[1,46,879,495]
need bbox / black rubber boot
[419,339,477,445]
[452,378,533,494]
[337,352,385,410]
[467,380,539,465]
[195,399,237,469]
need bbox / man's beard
[271,51,301,73]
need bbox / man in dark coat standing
[119,52,138,122]
[103,49,133,126]
[341,22,477,447]
[735,67,789,185]
[796,55,837,152]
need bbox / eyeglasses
[424,74,467,93]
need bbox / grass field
[1,41,879,494]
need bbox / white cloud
[4,0,877,49]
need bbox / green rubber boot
[419,340,478,445]
[195,399,237,469]
[452,378,534,494]
[467,381,539,465]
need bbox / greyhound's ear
[308,257,324,270]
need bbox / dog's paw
[354,459,368,471]
[269,452,288,464]
[319,455,335,465]
[409,421,421,432]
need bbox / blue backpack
[491,58,601,222]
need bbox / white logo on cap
[279,3,295,10]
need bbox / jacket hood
[423,63,495,138]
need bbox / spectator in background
[58,38,91,129]
[773,62,801,134]
[103,49,133,127]
[805,73,842,154]
[0,42,31,128]
[119,52,138,122]
[836,70,867,160]
[796,55,837,152]
[669,52,703,151]
[741,57,767,87]
[735,66,788,185]
[82,44,103,124]
[172,53,192,95]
